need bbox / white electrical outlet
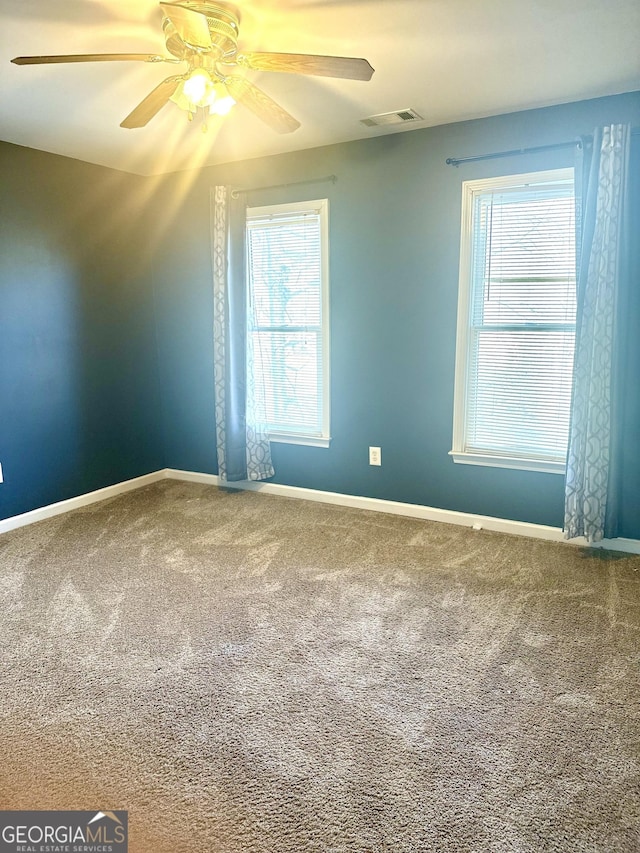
[369,446,381,466]
[0,462,3,483]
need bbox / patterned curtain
[564,125,631,542]
[211,185,274,482]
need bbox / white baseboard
[1,466,639,555]
[0,471,166,536]
[165,468,640,555]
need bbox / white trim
[458,169,575,198]
[1,467,638,555]
[449,450,565,475]
[0,471,165,536]
[319,198,331,443]
[269,433,331,448]
[165,469,640,554]
[451,176,475,455]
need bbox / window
[451,169,576,473]
[247,199,330,447]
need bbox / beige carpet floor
[0,480,639,852]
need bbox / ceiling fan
[11,1,375,134]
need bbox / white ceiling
[1,0,639,176]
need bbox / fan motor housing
[165,2,240,59]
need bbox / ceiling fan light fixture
[210,92,235,115]
[171,66,213,109]
[169,67,235,117]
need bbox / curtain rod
[231,174,337,198]
[446,140,583,167]
[446,128,640,167]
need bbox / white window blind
[452,169,576,473]
[247,199,330,445]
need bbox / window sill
[449,450,565,475]
[270,433,331,448]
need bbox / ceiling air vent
[361,108,423,128]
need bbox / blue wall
[152,92,640,536]
[1,92,638,537]
[0,143,164,519]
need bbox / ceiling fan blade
[159,2,212,50]
[225,76,300,134]
[237,52,374,81]
[120,75,183,129]
[11,53,175,65]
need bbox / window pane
[247,200,328,441]
[453,169,577,469]
[468,329,575,459]
[248,217,321,329]
[472,187,576,326]
[252,330,321,434]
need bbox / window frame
[450,168,576,475]
[246,198,331,448]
